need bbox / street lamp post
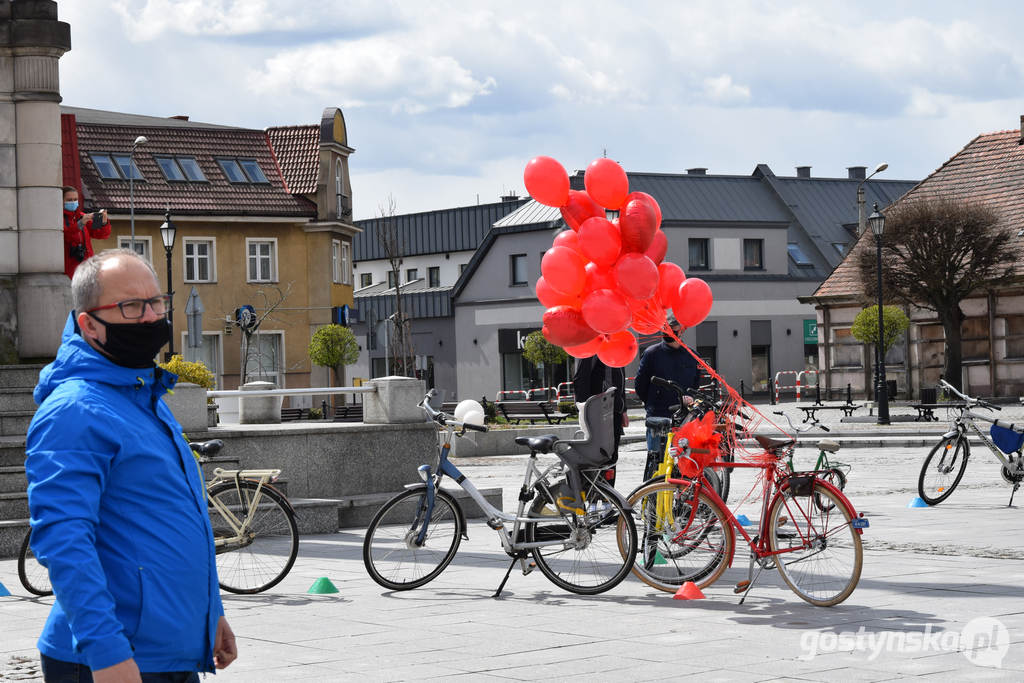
[869,203,890,425]
[857,162,888,235]
[159,209,177,362]
[129,135,148,248]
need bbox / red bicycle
[622,429,867,606]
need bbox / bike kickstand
[1008,483,1020,508]
[493,551,529,598]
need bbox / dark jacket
[573,356,625,436]
[633,341,699,417]
[26,314,224,672]
[63,208,110,280]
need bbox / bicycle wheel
[918,435,969,505]
[207,480,299,594]
[526,480,637,595]
[769,481,862,606]
[711,445,733,504]
[626,481,733,592]
[363,488,462,591]
[813,468,846,512]
[18,530,52,597]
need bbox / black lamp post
[869,202,890,425]
[160,209,177,361]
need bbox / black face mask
[86,315,170,368]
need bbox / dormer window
[238,159,269,183]
[156,157,186,181]
[218,158,270,184]
[156,156,209,183]
[177,157,207,181]
[217,159,247,183]
[91,153,144,181]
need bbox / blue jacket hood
[34,313,176,406]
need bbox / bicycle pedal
[521,560,536,576]
[486,518,504,530]
[733,580,750,594]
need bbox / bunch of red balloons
[524,155,713,367]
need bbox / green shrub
[159,355,216,404]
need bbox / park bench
[910,402,967,422]
[280,407,309,421]
[797,403,864,427]
[495,400,569,425]
[334,404,364,422]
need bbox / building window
[428,266,440,288]
[156,157,187,181]
[406,268,419,283]
[246,238,277,282]
[787,243,812,266]
[336,161,343,218]
[510,254,528,286]
[688,239,709,271]
[359,273,372,288]
[244,331,283,386]
[743,239,764,270]
[341,242,351,285]
[183,333,221,388]
[962,317,989,361]
[118,236,152,262]
[217,159,247,183]
[184,238,215,283]
[1004,316,1024,359]
[91,154,122,180]
[831,328,862,368]
[112,155,145,180]
[332,240,342,284]
[177,157,207,182]
[238,159,269,183]
[387,270,397,289]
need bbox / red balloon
[560,189,606,231]
[524,156,570,207]
[582,288,631,335]
[541,246,586,296]
[577,216,622,268]
[535,276,580,309]
[645,230,668,264]
[673,278,714,328]
[657,262,686,309]
[597,330,639,368]
[584,158,629,210]
[632,191,662,228]
[552,229,580,253]
[542,305,598,347]
[631,300,666,335]
[614,253,659,301]
[564,335,604,359]
[583,262,617,296]
[619,194,658,253]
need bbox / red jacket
[63,208,111,279]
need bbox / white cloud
[701,75,751,105]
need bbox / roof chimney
[795,166,811,178]
[686,167,708,175]
[847,166,866,180]
[500,193,519,202]
[170,115,189,121]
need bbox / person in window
[572,355,627,486]
[62,186,110,279]
[634,317,698,478]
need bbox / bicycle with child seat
[621,428,866,605]
[18,439,299,596]
[362,388,637,596]
[918,379,1024,507]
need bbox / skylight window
[217,159,247,183]
[91,154,122,180]
[177,157,206,182]
[156,157,186,181]
[112,154,145,180]
[787,243,812,266]
[238,159,269,183]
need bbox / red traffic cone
[672,581,705,600]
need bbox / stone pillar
[363,376,426,424]
[0,2,71,360]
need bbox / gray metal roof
[62,106,241,130]
[353,198,528,260]
[353,287,452,321]
[625,173,793,223]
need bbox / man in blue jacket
[26,249,237,682]
[633,317,699,478]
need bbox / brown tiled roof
[811,129,1024,299]
[75,122,316,218]
[266,125,319,195]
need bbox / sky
[58,1,1024,220]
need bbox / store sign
[498,328,540,353]
[803,319,818,344]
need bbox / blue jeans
[41,654,199,683]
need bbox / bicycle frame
[206,467,287,552]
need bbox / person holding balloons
[633,317,698,479]
[572,355,627,486]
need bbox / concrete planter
[162,382,207,432]
[239,381,282,424]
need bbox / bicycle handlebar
[419,390,490,433]
[772,410,830,433]
[937,379,1000,411]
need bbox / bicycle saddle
[754,434,796,451]
[645,416,672,429]
[188,439,224,457]
[515,435,558,453]
[817,439,841,453]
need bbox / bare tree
[856,196,1017,390]
[235,283,295,385]
[376,195,416,376]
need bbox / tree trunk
[940,307,965,391]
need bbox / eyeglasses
[85,295,171,320]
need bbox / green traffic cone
[308,577,339,594]
[653,551,668,565]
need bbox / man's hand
[92,657,141,683]
[214,616,238,669]
[621,413,629,427]
[92,210,107,225]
